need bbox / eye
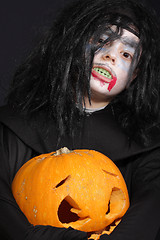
[98,38,105,44]
[122,52,132,60]
[98,34,110,44]
[98,39,110,45]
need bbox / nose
[102,50,116,65]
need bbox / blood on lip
[91,68,117,92]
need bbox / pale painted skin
[84,28,140,109]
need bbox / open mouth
[93,67,112,80]
[91,66,117,92]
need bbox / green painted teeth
[94,67,112,79]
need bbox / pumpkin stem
[54,147,72,156]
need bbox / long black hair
[7,0,160,145]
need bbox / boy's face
[89,28,140,107]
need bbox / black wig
[7,0,160,145]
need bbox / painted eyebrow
[121,37,139,49]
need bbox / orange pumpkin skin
[12,148,129,234]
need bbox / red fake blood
[91,70,117,92]
[108,76,117,92]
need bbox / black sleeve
[0,123,87,240]
[99,148,160,240]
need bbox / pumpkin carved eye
[12,147,129,238]
[103,169,118,177]
[55,175,71,189]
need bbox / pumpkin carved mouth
[58,185,126,233]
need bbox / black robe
[0,105,160,240]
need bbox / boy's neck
[84,96,110,109]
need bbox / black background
[0,0,160,106]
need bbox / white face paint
[85,28,140,109]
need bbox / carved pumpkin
[12,147,129,237]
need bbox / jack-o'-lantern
[12,147,129,238]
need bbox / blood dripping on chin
[108,76,117,92]
[93,75,117,92]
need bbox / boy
[0,0,160,239]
